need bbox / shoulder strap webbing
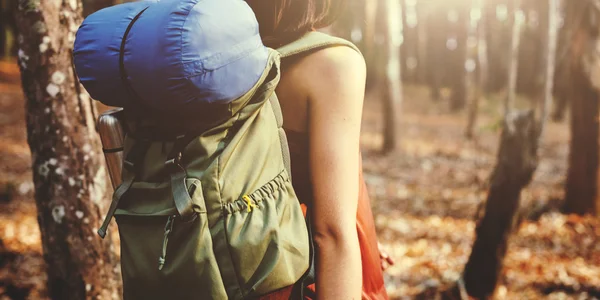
[276,31,361,59]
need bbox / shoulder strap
[276,31,361,59]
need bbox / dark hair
[246,0,345,48]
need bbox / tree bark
[506,0,524,115]
[380,0,403,153]
[564,0,600,215]
[463,111,539,299]
[14,1,121,299]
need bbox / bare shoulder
[277,45,366,119]
[300,46,366,84]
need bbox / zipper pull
[158,215,176,271]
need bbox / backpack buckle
[164,152,183,171]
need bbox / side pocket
[115,178,227,299]
[223,171,310,297]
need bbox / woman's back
[277,42,388,300]
[246,0,388,298]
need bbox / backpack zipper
[158,215,176,270]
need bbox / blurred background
[1,0,600,299]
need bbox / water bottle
[97,108,125,190]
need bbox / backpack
[74,1,360,299]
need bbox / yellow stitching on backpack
[243,195,257,212]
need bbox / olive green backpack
[98,32,360,300]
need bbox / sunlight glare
[407,57,418,70]
[446,37,458,51]
[496,4,508,22]
[351,28,363,43]
[470,8,482,22]
[465,59,476,73]
[447,10,459,23]
[528,11,539,29]
[467,36,478,49]
[406,5,418,28]
[405,0,417,8]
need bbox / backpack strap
[165,134,201,222]
[276,31,361,59]
[98,139,150,238]
[268,94,293,180]
[272,31,360,180]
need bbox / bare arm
[307,46,366,299]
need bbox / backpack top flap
[74,0,268,115]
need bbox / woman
[246,1,391,299]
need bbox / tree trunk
[1,0,17,58]
[506,0,523,115]
[381,0,403,153]
[466,1,489,139]
[463,111,539,299]
[364,0,379,89]
[400,0,417,83]
[15,1,121,299]
[427,6,445,102]
[484,0,512,93]
[552,5,570,122]
[449,4,469,112]
[538,0,560,137]
[564,1,600,215]
[416,2,428,84]
[82,0,115,17]
[0,0,5,57]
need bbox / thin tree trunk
[427,6,445,102]
[0,0,5,57]
[14,1,121,299]
[364,0,378,89]
[450,4,469,112]
[506,0,524,115]
[564,1,600,215]
[551,90,568,122]
[466,1,488,139]
[538,0,560,138]
[416,2,428,84]
[381,0,403,153]
[400,0,417,82]
[463,111,539,299]
[552,5,570,122]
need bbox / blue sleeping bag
[73,0,268,114]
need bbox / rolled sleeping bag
[74,0,269,115]
[74,1,156,107]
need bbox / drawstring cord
[243,195,257,212]
[158,215,176,270]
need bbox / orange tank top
[258,129,388,300]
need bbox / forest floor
[1,59,599,300]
